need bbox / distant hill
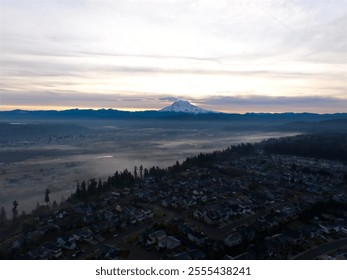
[0,106,346,123]
[0,122,90,140]
[275,119,347,133]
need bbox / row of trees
[70,165,166,201]
[263,134,347,163]
[180,143,255,169]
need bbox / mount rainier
[160,100,211,114]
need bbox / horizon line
[1,107,347,115]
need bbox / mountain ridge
[1,100,347,122]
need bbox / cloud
[158,96,180,102]
[1,91,346,113]
[0,90,168,110]
[196,95,347,113]
[1,0,346,112]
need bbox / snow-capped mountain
[160,100,211,114]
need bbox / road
[292,238,347,260]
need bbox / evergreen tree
[12,200,18,221]
[139,165,143,179]
[97,178,103,192]
[88,178,97,196]
[0,206,7,225]
[144,168,149,177]
[134,166,138,179]
[20,210,26,218]
[44,189,50,206]
[174,161,180,172]
[80,180,87,198]
[52,200,58,209]
[75,182,81,199]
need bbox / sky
[0,0,346,113]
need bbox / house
[158,236,182,250]
[57,235,76,251]
[340,226,347,235]
[204,210,223,225]
[134,210,145,222]
[28,247,49,260]
[41,242,63,259]
[318,224,330,234]
[73,229,94,243]
[264,215,279,228]
[97,244,123,260]
[110,192,121,198]
[55,209,69,219]
[270,233,295,247]
[141,209,154,218]
[103,210,115,222]
[281,206,297,218]
[147,230,167,245]
[188,231,208,246]
[241,226,256,241]
[178,223,194,236]
[224,232,243,247]
[115,204,122,213]
[301,224,322,238]
[248,241,273,259]
[188,249,207,260]
[75,204,93,216]
[83,214,95,224]
[172,252,192,260]
[162,196,178,208]
[181,198,197,209]
[12,239,24,250]
[90,224,102,234]
[232,252,256,260]
[193,209,205,220]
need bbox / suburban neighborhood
[1,145,347,260]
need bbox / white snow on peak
[160,100,211,114]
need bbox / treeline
[180,143,255,169]
[70,166,166,201]
[263,134,347,163]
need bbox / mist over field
[0,118,300,213]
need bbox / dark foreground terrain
[0,134,346,260]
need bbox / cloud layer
[1,0,346,112]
